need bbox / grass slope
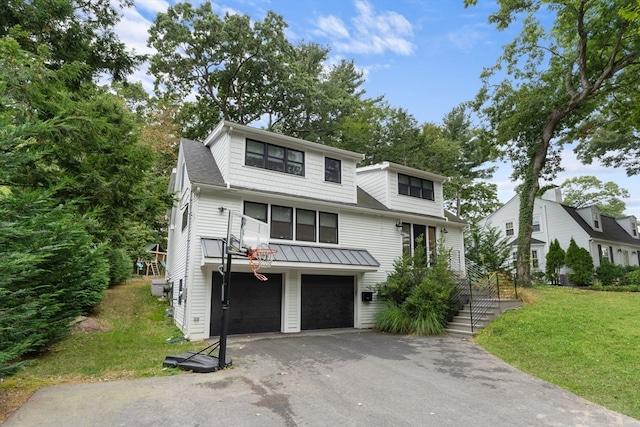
[0,279,206,423]
[475,286,640,420]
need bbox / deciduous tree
[560,176,629,217]
[466,0,640,284]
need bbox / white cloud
[314,0,414,55]
[316,15,350,39]
[446,24,485,52]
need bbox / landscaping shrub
[0,190,110,378]
[375,238,457,335]
[545,239,565,285]
[621,269,640,287]
[107,247,133,285]
[596,258,626,286]
[565,238,593,285]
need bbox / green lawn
[475,286,640,420]
[0,279,206,422]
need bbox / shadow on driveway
[5,330,639,427]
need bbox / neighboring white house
[165,120,467,340]
[479,188,640,282]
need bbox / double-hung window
[271,205,293,240]
[296,209,316,242]
[505,221,514,236]
[325,157,341,183]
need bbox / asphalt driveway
[4,331,639,427]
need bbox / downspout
[181,188,197,331]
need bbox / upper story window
[319,212,338,243]
[181,205,189,231]
[592,211,600,229]
[245,139,304,176]
[532,216,541,232]
[244,201,338,244]
[244,201,268,222]
[296,209,316,242]
[271,205,293,240]
[632,222,637,237]
[325,157,341,183]
[505,221,515,236]
[398,173,434,201]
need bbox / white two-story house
[165,120,466,340]
[479,188,640,282]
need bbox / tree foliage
[560,176,629,217]
[0,189,109,378]
[466,0,640,284]
[1,0,168,378]
[545,239,565,285]
[465,224,512,272]
[565,238,594,286]
[0,0,143,82]
[148,3,367,141]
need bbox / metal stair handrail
[452,258,499,332]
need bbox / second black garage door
[301,275,354,330]
[210,272,282,336]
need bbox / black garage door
[301,275,354,330]
[210,272,282,336]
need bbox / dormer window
[398,173,434,201]
[245,139,305,176]
[592,211,600,229]
[325,157,341,183]
[632,222,637,237]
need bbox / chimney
[542,187,562,203]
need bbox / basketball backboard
[226,211,270,256]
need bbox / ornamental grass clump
[375,238,458,335]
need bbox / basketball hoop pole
[218,240,233,369]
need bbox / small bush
[375,237,456,335]
[596,259,626,286]
[107,247,133,285]
[621,269,640,287]
[565,238,593,285]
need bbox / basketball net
[247,247,277,281]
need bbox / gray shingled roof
[562,205,640,246]
[201,238,380,268]
[181,138,225,187]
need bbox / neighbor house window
[296,209,316,242]
[532,216,541,232]
[271,205,293,240]
[531,250,539,268]
[319,212,338,243]
[244,201,268,223]
[181,205,189,231]
[245,139,304,176]
[325,157,341,183]
[398,173,434,201]
[505,221,514,236]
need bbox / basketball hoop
[247,247,277,281]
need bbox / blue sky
[117,0,639,216]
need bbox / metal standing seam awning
[200,238,380,271]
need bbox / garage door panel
[210,272,282,336]
[301,275,354,330]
